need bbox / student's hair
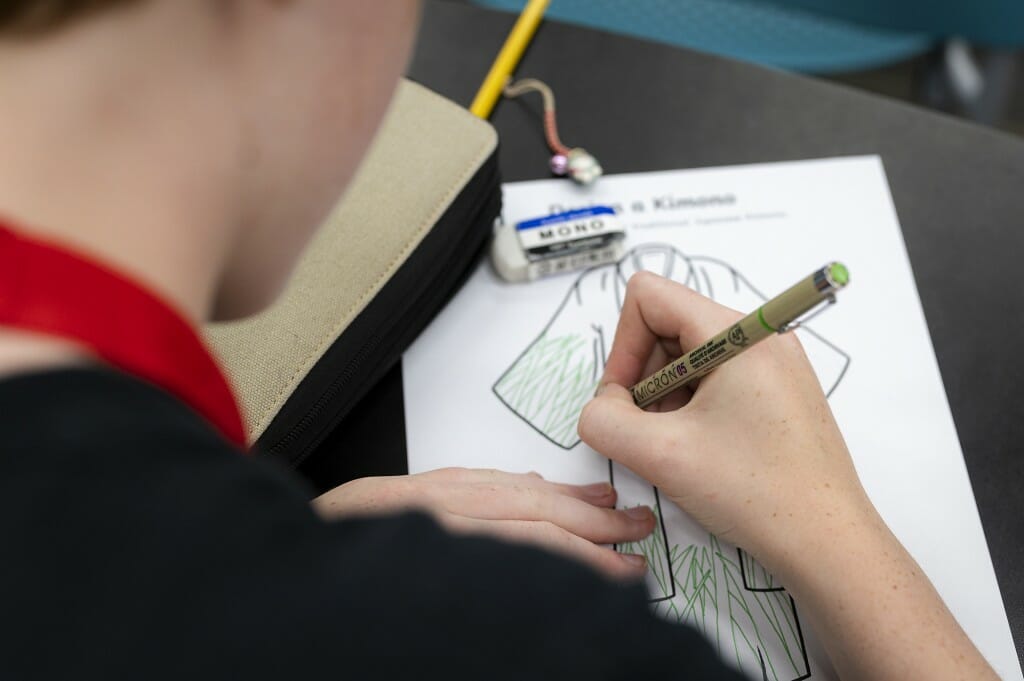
[0,0,138,35]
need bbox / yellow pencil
[470,0,551,119]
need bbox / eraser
[491,206,626,282]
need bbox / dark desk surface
[309,0,1024,664]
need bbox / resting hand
[314,467,656,579]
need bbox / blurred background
[458,0,1024,137]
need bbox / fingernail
[580,482,613,498]
[620,553,647,568]
[624,505,652,521]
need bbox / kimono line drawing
[492,244,850,681]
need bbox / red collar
[0,220,247,450]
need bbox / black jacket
[0,368,742,680]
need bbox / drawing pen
[469,0,550,119]
[630,263,850,408]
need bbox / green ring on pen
[757,307,776,332]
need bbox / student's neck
[0,3,239,377]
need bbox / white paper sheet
[402,156,1021,680]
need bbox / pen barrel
[629,263,846,408]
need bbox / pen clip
[777,294,837,333]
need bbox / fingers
[312,476,407,517]
[579,383,667,465]
[435,480,656,546]
[543,479,618,509]
[438,515,648,579]
[316,467,657,580]
[413,468,654,545]
[578,383,700,490]
[415,467,619,508]
[635,338,694,411]
[601,271,742,389]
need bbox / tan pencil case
[205,79,500,468]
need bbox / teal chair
[770,0,1024,46]
[472,0,934,74]
[473,0,1024,121]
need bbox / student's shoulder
[0,367,234,468]
[0,367,314,522]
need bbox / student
[0,1,998,679]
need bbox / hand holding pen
[578,270,996,681]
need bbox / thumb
[578,383,662,468]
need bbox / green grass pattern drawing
[493,332,599,448]
[619,506,809,681]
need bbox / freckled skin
[579,272,1000,681]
